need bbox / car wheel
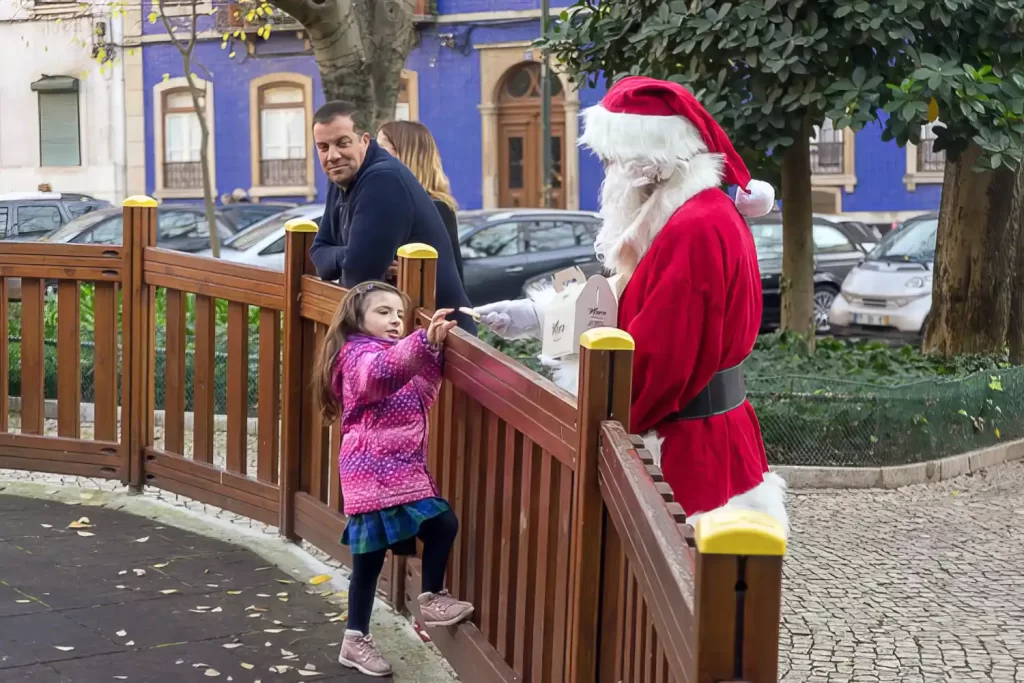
[813,285,839,334]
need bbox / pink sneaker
[418,590,474,627]
[338,630,392,677]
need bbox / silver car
[196,203,325,271]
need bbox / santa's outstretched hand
[473,298,541,340]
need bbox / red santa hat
[580,76,776,217]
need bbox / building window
[810,120,844,175]
[163,90,203,189]
[153,76,217,199]
[809,119,857,192]
[258,85,307,186]
[32,76,81,167]
[917,122,945,173]
[248,73,314,199]
[904,121,945,191]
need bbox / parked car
[197,204,326,271]
[2,192,113,299]
[828,212,937,340]
[749,216,870,332]
[458,209,603,305]
[0,191,111,241]
[814,214,884,251]
[219,202,296,231]
[42,205,238,251]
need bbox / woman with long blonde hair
[376,120,464,283]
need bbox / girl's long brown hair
[313,281,412,423]
[377,120,458,212]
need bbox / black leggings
[346,510,459,634]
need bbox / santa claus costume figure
[474,76,788,534]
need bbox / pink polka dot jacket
[333,329,443,515]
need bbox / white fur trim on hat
[735,179,776,217]
[580,105,707,163]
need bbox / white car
[197,203,325,271]
[829,213,937,339]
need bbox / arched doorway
[496,62,566,209]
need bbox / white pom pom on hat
[735,178,776,218]
[579,76,777,217]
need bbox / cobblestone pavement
[781,459,1024,683]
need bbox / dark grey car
[457,209,603,305]
[749,216,869,331]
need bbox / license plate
[853,313,889,326]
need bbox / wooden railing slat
[328,422,342,512]
[20,279,45,435]
[225,301,249,475]
[0,277,8,433]
[92,282,119,442]
[512,436,540,674]
[56,281,81,438]
[192,294,216,463]
[495,425,521,660]
[531,451,555,683]
[256,308,280,484]
[449,387,469,597]
[479,411,504,642]
[163,289,187,454]
[463,399,484,610]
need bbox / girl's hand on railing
[426,308,457,348]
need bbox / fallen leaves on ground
[308,574,331,586]
[67,517,91,529]
[135,536,150,543]
[76,531,95,537]
[54,646,74,651]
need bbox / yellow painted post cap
[694,509,787,556]
[284,218,318,233]
[396,243,438,259]
[122,196,157,208]
[579,327,634,351]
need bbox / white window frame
[153,76,217,200]
[809,119,857,193]
[904,121,946,191]
[248,73,315,200]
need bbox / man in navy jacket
[310,100,475,332]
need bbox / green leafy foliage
[478,329,1019,466]
[539,0,1024,171]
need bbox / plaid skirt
[340,497,451,555]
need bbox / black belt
[667,363,747,421]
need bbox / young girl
[314,281,474,677]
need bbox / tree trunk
[1008,168,1024,363]
[183,66,219,258]
[780,116,816,349]
[923,143,1018,356]
[271,0,416,132]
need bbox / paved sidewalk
[781,459,1024,683]
[0,494,401,681]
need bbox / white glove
[473,298,541,340]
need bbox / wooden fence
[0,197,787,682]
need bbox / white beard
[592,154,726,278]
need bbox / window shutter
[39,92,81,166]
[261,109,287,160]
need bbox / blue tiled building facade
[139,0,942,222]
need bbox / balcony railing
[164,161,203,190]
[214,3,302,32]
[260,158,307,187]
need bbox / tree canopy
[540,0,1024,173]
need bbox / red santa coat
[619,186,770,519]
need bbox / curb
[773,437,1024,489]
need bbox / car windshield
[44,210,116,242]
[867,217,937,263]
[748,222,784,257]
[227,209,318,251]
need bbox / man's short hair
[313,100,364,132]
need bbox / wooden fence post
[279,217,318,539]
[391,242,439,609]
[567,327,634,683]
[693,509,787,683]
[122,196,157,491]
